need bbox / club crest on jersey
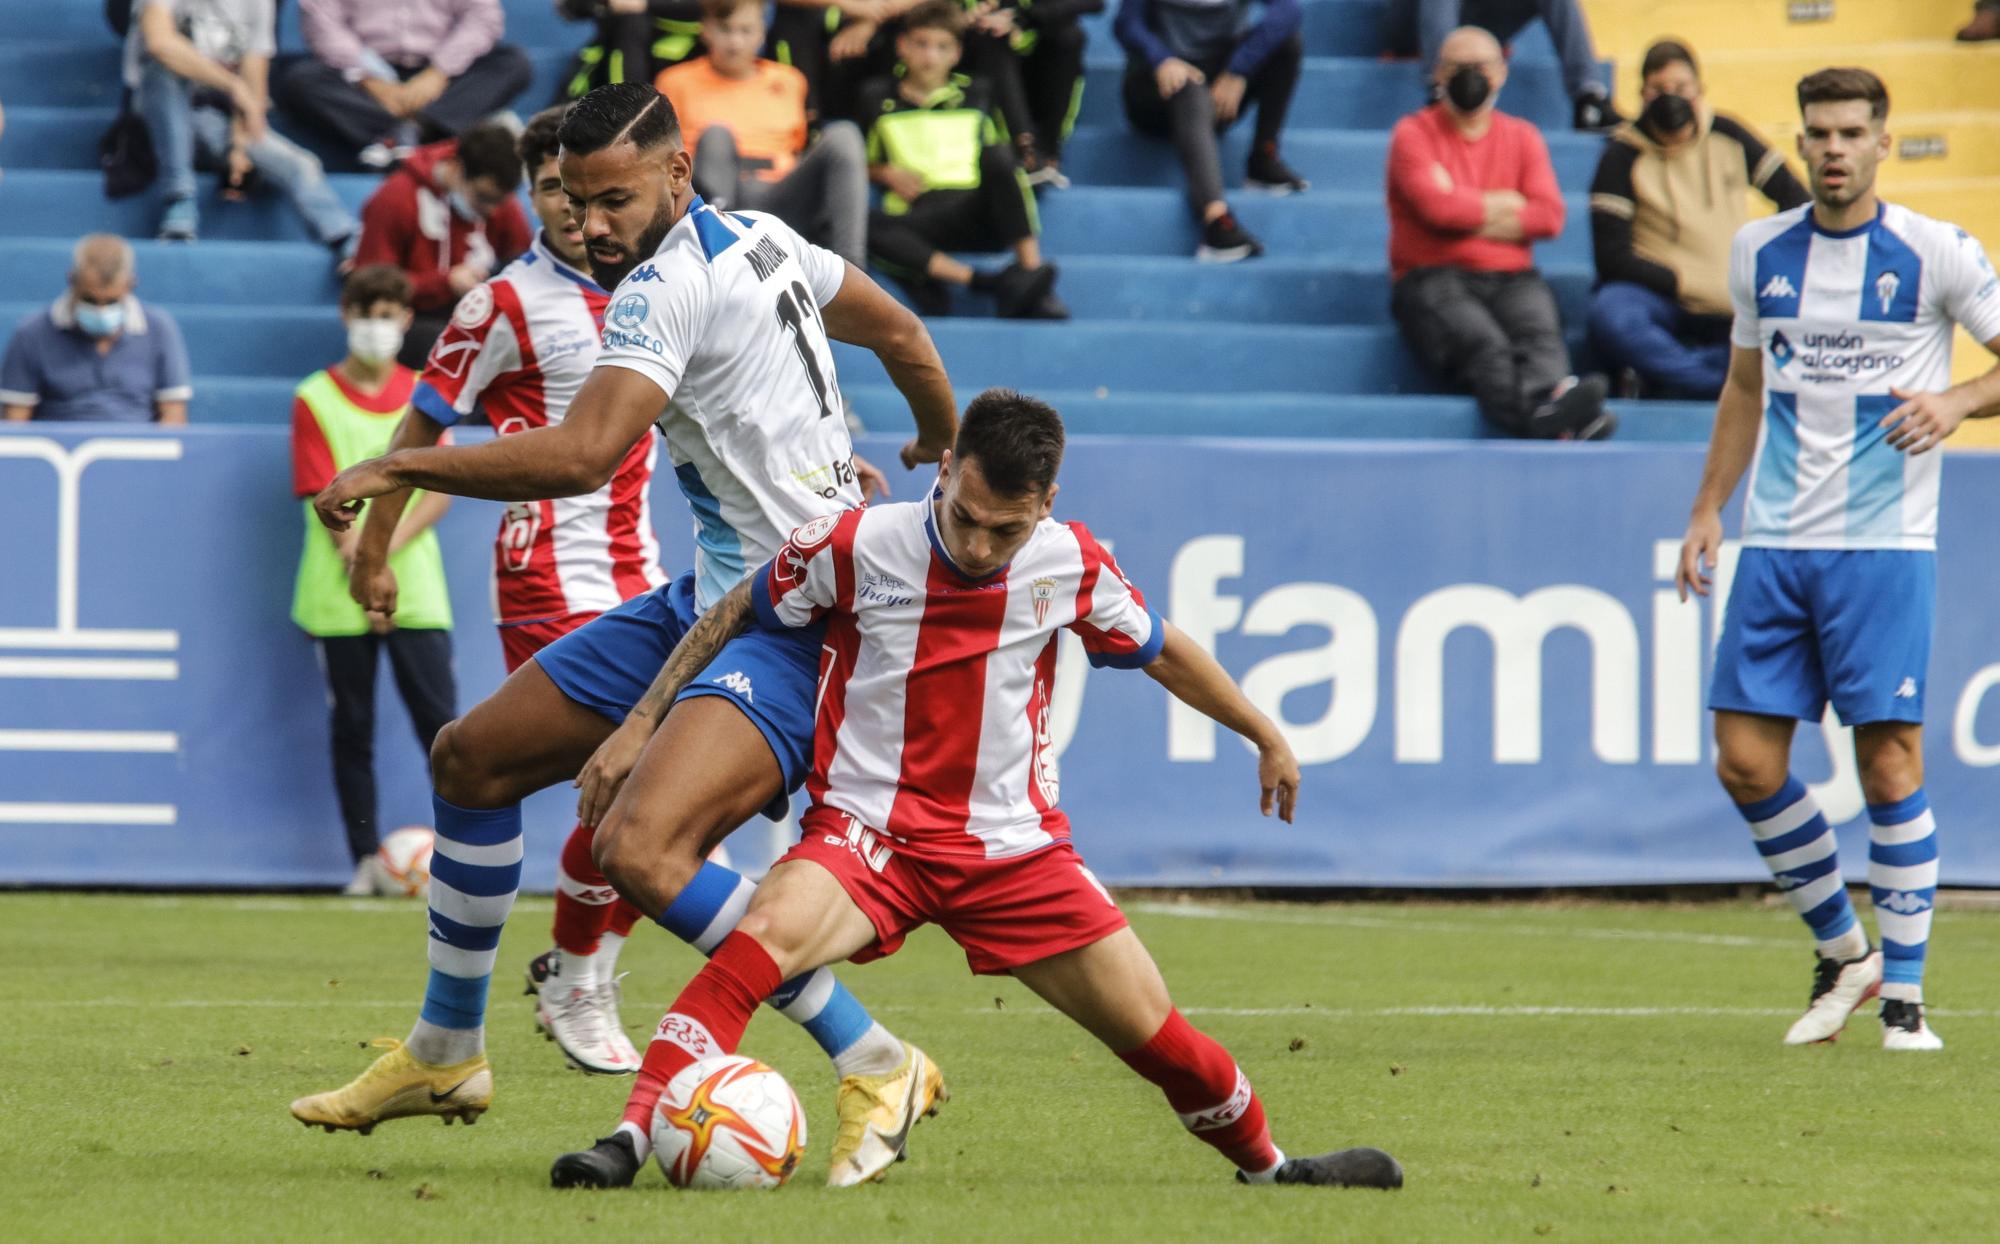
[792,514,838,549]
[1768,329,1796,370]
[1031,576,1057,626]
[609,293,649,331]
[1875,270,1902,315]
[451,282,494,328]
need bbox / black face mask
[1444,65,1492,113]
[1643,93,1695,139]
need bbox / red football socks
[551,821,644,955]
[621,932,784,1130]
[1117,1008,1281,1174]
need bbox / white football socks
[831,1021,906,1078]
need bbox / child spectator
[290,265,456,895]
[659,0,869,264]
[957,0,1103,188]
[860,1,1065,317]
[350,122,531,367]
[555,0,706,101]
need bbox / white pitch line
[0,729,178,753]
[0,656,178,680]
[0,802,177,825]
[1129,901,1798,949]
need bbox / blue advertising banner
[2,424,1995,888]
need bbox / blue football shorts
[531,571,823,789]
[1708,547,1935,726]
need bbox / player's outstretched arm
[1142,621,1300,822]
[343,406,447,616]
[1676,344,1763,601]
[574,579,758,826]
[1881,333,2000,455]
[314,368,664,529]
[820,261,958,469]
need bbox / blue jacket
[1114,0,1301,79]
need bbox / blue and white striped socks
[407,796,524,1066]
[659,861,904,1077]
[1740,776,1868,960]
[1867,790,1938,1003]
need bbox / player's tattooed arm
[1142,621,1301,823]
[573,579,756,827]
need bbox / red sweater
[1386,104,1564,280]
[353,141,532,311]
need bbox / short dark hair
[1797,66,1889,122]
[900,0,966,39]
[1640,39,1698,80]
[456,121,524,190]
[518,105,568,176]
[557,83,682,156]
[955,389,1065,496]
[341,264,412,312]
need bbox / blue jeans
[1398,0,1606,101]
[135,60,357,245]
[1587,282,1731,399]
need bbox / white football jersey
[1729,201,2000,550]
[595,197,862,611]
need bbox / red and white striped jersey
[752,496,1164,860]
[411,232,667,623]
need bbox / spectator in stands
[1960,1,2000,40]
[957,0,1104,188]
[127,0,358,248]
[769,0,910,123]
[1,235,191,424]
[554,0,705,101]
[1386,26,1611,440]
[1114,0,1308,263]
[290,264,456,896]
[1382,0,1624,132]
[861,1,1065,318]
[659,0,868,265]
[351,122,531,367]
[279,0,533,169]
[1587,40,1808,400]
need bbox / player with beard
[290,84,959,1186]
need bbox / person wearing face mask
[1587,40,1808,401]
[351,121,533,368]
[1380,0,1623,133]
[290,264,457,897]
[1386,26,1611,439]
[1,234,191,424]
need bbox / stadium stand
[0,0,1990,441]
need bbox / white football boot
[535,958,641,1074]
[1880,999,1944,1051]
[1783,949,1883,1045]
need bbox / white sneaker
[1881,999,1944,1051]
[1783,949,1883,1045]
[341,857,380,896]
[536,967,641,1075]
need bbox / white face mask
[347,317,405,365]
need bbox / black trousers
[318,628,457,862]
[1391,266,1573,437]
[276,45,534,152]
[1120,33,1303,216]
[867,146,1037,275]
[398,310,451,370]
[767,7,896,122]
[961,19,1089,159]
[555,1,704,102]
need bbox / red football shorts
[780,808,1130,975]
[499,612,601,673]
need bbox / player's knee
[1714,750,1784,805]
[594,804,705,910]
[428,718,500,807]
[1857,738,1922,805]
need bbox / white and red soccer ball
[650,1054,808,1190]
[373,826,434,898]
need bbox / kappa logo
[1031,576,1058,626]
[626,263,663,284]
[1896,677,1918,699]
[1772,874,1806,891]
[1879,890,1932,916]
[1875,270,1902,315]
[714,671,754,702]
[1760,274,1798,300]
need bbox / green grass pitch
[7,892,1996,1243]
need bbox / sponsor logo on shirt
[608,293,649,330]
[538,328,594,362]
[1768,329,1795,370]
[601,329,664,356]
[858,572,913,607]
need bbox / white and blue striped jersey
[1729,202,2000,550]
[595,196,862,611]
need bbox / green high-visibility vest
[290,369,452,637]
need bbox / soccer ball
[650,1054,807,1189]
[373,826,434,898]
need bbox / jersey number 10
[774,281,835,421]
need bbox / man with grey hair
[1,235,192,424]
